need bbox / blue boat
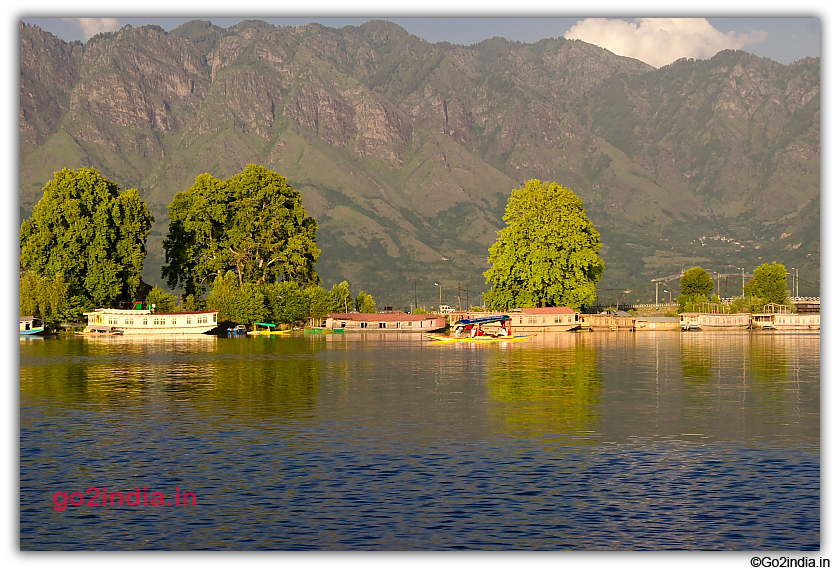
[20,316,45,336]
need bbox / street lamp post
[434,282,442,312]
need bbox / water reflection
[486,334,601,438]
[19,331,819,550]
[20,335,322,423]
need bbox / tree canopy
[19,167,152,307]
[744,262,788,305]
[680,267,714,297]
[483,179,604,310]
[163,164,321,295]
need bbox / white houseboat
[82,308,219,335]
[509,307,581,332]
[751,312,820,331]
[321,312,446,333]
[679,312,752,331]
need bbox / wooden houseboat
[751,312,820,330]
[580,311,636,331]
[635,316,681,331]
[508,307,580,332]
[321,312,446,333]
[82,308,219,335]
[20,316,45,336]
[679,312,751,331]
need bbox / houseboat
[82,308,219,335]
[679,312,751,331]
[20,316,45,336]
[635,316,681,331]
[320,312,446,333]
[751,312,820,331]
[580,311,636,331]
[509,307,580,332]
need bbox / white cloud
[62,18,121,40]
[564,18,767,68]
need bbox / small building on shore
[323,312,446,333]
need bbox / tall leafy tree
[680,267,714,297]
[677,266,715,312]
[20,167,152,306]
[744,262,788,305]
[483,179,604,310]
[355,291,376,313]
[163,164,320,295]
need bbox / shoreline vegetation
[21,168,810,334]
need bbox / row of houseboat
[22,304,819,337]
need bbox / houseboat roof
[327,312,442,322]
[84,308,218,316]
[520,307,576,315]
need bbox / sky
[18,11,821,68]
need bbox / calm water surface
[20,331,819,550]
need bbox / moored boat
[19,316,45,336]
[82,308,219,335]
[425,315,534,342]
[679,312,751,331]
[247,322,292,336]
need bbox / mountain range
[19,19,820,307]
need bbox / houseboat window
[341,322,346,328]
[212,314,217,322]
[172,318,177,325]
[396,322,402,328]
[186,317,191,324]
[528,317,537,324]
[379,322,387,329]
[143,318,148,325]
[360,322,368,329]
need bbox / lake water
[20,331,819,550]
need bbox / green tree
[206,271,268,324]
[744,262,788,305]
[303,285,331,318]
[19,271,89,327]
[483,179,604,310]
[680,267,714,297]
[328,281,351,313]
[145,286,177,313]
[677,267,715,312]
[163,164,320,295]
[263,281,308,325]
[355,291,376,313]
[20,168,152,306]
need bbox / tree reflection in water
[486,334,601,439]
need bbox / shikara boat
[247,322,292,336]
[425,315,534,342]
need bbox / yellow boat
[246,322,292,336]
[425,315,534,342]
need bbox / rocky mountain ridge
[19,20,820,304]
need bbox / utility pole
[457,282,462,312]
[434,282,442,311]
[655,281,659,307]
[796,268,799,298]
[414,279,417,312]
